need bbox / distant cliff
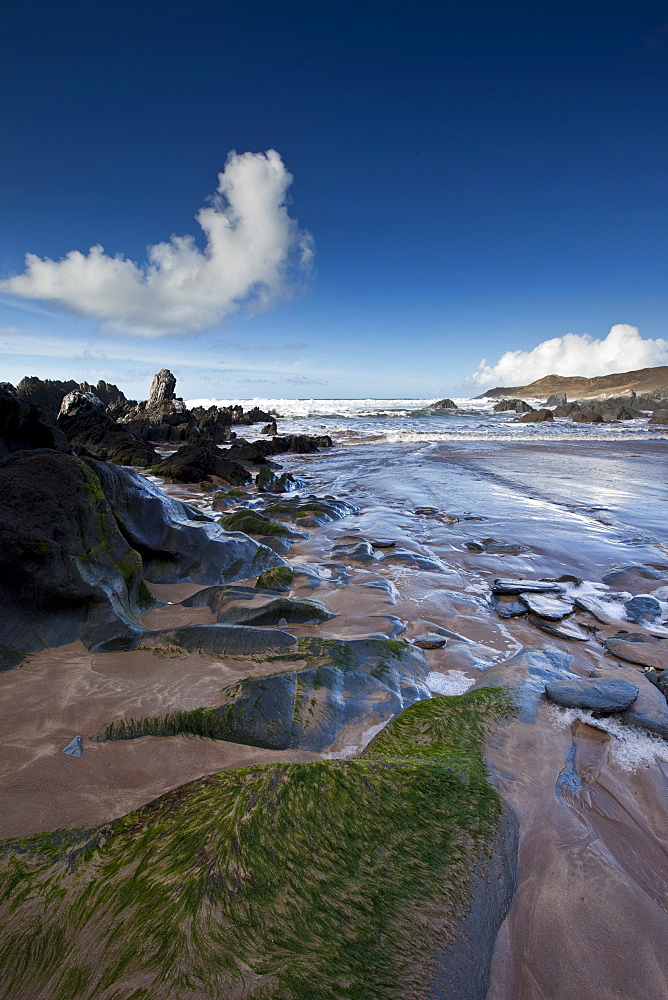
[477,365,668,400]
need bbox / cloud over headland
[471,324,668,387]
[0,150,313,337]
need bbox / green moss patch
[0,689,513,1000]
[255,566,296,590]
[218,510,290,536]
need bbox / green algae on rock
[0,689,515,1000]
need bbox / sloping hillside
[478,365,668,400]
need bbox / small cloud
[0,150,313,338]
[470,324,668,387]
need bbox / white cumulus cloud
[471,324,668,387]
[0,150,313,337]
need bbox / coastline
[1,390,668,999]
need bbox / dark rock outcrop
[189,406,236,443]
[120,368,200,443]
[428,398,458,410]
[546,393,567,406]
[515,408,554,423]
[0,384,70,458]
[493,399,535,414]
[0,450,148,667]
[87,459,282,584]
[16,376,80,420]
[57,392,159,466]
[649,409,668,425]
[152,440,252,485]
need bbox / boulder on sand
[88,458,283,585]
[545,677,639,712]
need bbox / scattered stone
[412,634,447,649]
[518,593,573,620]
[624,595,662,624]
[466,538,525,555]
[491,595,527,619]
[545,677,639,711]
[369,538,396,548]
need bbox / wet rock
[413,634,447,649]
[265,472,306,493]
[648,409,668,425]
[545,677,638,711]
[98,622,298,656]
[368,538,396,548]
[121,369,200,443]
[218,509,298,538]
[57,391,159,466]
[255,466,277,491]
[152,440,252,485]
[515,408,554,423]
[332,539,377,563]
[261,420,278,435]
[493,398,535,414]
[428,398,458,409]
[211,637,430,750]
[16,376,81,420]
[475,647,576,721]
[530,617,590,641]
[519,593,573,619]
[572,410,604,423]
[0,383,70,458]
[0,450,149,667]
[181,586,335,626]
[491,595,527,619]
[88,459,283,584]
[189,406,236,444]
[493,578,566,595]
[381,550,444,571]
[546,393,567,406]
[602,563,668,592]
[466,537,525,555]
[605,632,668,671]
[573,593,623,624]
[619,678,668,738]
[624,595,662,624]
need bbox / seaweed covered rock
[87,459,283,584]
[0,691,517,1000]
[0,383,70,458]
[57,391,159,466]
[0,450,149,666]
[152,440,251,485]
[261,495,358,526]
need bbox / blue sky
[1,0,667,400]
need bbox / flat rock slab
[491,596,527,619]
[530,617,590,641]
[519,593,573,620]
[368,538,396,548]
[412,634,448,649]
[573,593,622,624]
[98,623,298,656]
[493,579,566,595]
[466,538,525,555]
[605,634,668,671]
[545,677,639,712]
[382,550,444,572]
